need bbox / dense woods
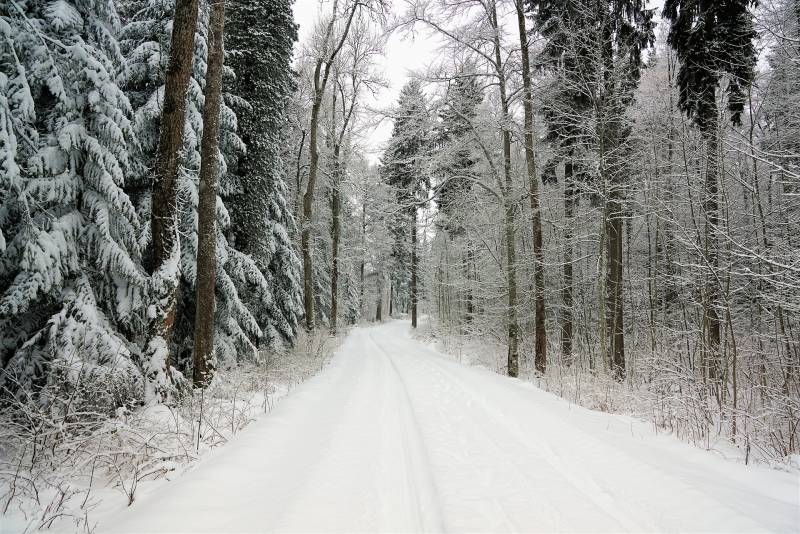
[0,0,301,398]
[0,0,799,525]
[276,0,799,459]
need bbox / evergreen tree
[431,73,482,327]
[121,0,262,384]
[383,80,429,326]
[532,1,589,366]
[532,0,654,378]
[0,0,145,404]
[663,0,758,130]
[532,0,601,366]
[225,0,302,348]
[435,74,482,236]
[663,0,758,388]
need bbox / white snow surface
[103,320,799,533]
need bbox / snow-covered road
[105,321,799,533]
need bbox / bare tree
[403,0,522,376]
[328,18,385,335]
[302,0,365,330]
[515,0,547,374]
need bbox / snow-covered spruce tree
[383,80,430,327]
[531,0,654,379]
[531,0,596,367]
[663,0,758,391]
[434,74,482,237]
[0,0,145,407]
[120,0,261,385]
[429,72,483,330]
[225,0,302,348]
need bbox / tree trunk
[147,0,200,398]
[360,187,367,317]
[294,129,306,221]
[504,192,520,378]
[376,273,383,322]
[703,110,722,390]
[330,145,342,335]
[192,0,225,388]
[300,0,359,332]
[598,8,625,381]
[515,0,547,375]
[605,189,625,380]
[301,98,321,331]
[489,0,519,378]
[562,159,575,365]
[411,213,418,328]
[602,108,625,379]
[463,242,474,324]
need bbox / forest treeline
[1,0,799,460]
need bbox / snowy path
[104,321,799,533]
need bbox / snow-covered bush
[421,318,800,465]
[0,335,340,531]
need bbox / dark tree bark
[515,0,547,374]
[302,102,321,330]
[294,129,306,221]
[463,242,475,324]
[605,186,625,380]
[561,159,575,364]
[703,109,722,386]
[330,145,342,335]
[411,215,418,328]
[488,0,520,378]
[192,0,225,388]
[602,102,626,381]
[147,0,200,396]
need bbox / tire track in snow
[368,331,536,532]
[363,330,445,532]
[372,331,634,532]
[401,344,649,532]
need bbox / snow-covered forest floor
[18,320,798,533]
[0,330,339,534]
[418,316,800,470]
